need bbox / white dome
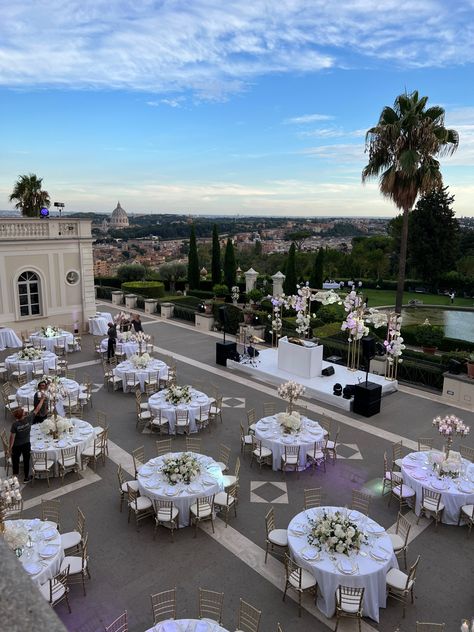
[110,201,129,228]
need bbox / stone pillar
[195,313,215,331]
[111,291,124,305]
[245,268,258,293]
[125,294,137,309]
[160,302,175,319]
[272,271,285,296]
[144,299,158,314]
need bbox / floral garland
[40,326,61,338]
[307,510,366,555]
[165,384,192,406]
[130,353,152,369]
[160,452,201,485]
[277,411,302,434]
[18,347,43,360]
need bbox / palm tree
[9,174,50,217]
[362,91,458,313]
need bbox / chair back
[97,411,107,428]
[392,440,403,462]
[304,487,322,509]
[218,444,231,465]
[265,507,275,535]
[246,408,256,425]
[351,489,371,516]
[175,409,189,425]
[32,451,48,470]
[196,495,214,517]
[117,464,125,490]
[185,437,201,453]
[60,446,77,465]
[396,512,411,544]
[263,402,276,417]
[284,554,304,589]
[383,451,390,473]
[418,437,433,451]
[406,555,421,590]
[132,446,145,477]
[151,588,177,624]
[77,507,86,536]
[459,444,474,463]
[105,611,128,632]
[422,486,442,510]
[237,598,261,632]
[41,498,61,527]
[336,584,364,613]
[234,456,241,479]
[153,499,175,522]
[156,439,172,457]
[198,587,224,623]
[284,444,300,459]
[127,486,140,509]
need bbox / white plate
[301,547,319,560]
[39,545,58,558]
[459,483,474,493]
[370,548,388,561]
[366,524,385,535]
[23,562,43,575]
[41,528,57,540]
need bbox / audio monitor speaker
[321,366,335,376]
[353,382,382,417]
[361,336,376,360]
[216,341,237,366]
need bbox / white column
[245,268,258,293]
[272,271,285,296]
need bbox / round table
[146,620,229,632]
[255,415,326,471]
[89,311,113,335]
[5,519,63,586]
[137,452,223,527]
[114,358,168,392]
[148,388,211,434]
[16,377,80,417]
[30,418,98,474]
[288,506,397,622]
[0,327,22,350]
[30,330,74,352]
[5,351,58,380]
[401,451,474,525]
[100,337,139,358]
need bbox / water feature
[401,307,474,343]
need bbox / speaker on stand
[216,305,237,366]
[353,335,382,417]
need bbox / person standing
[449,291,455,304]
[9,408,33,483]
[33,380,49,425]
[107,321,117,361]
[131,313,143,333]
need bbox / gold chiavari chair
[250,437,272,469]
[304,487,323,510]
[41,498,61,530]
[386,555,421,618]
[281,444,300,478]
[283,553,317,617]
[198,588,224,624]
[151,588,177,624]
[389,512,411,569]
[153,499,179,541]
[388,471,415,513]
[209,396,223,424]
[416,487,445,529]
[335,585,364,632]
[105,611,128,632]
[32,451,55,486]
[418,437,434,452]
[246,408,257,433]
[195,404,210,432]
[392,440,404,470]
[240,423,253,455]
[156,439,172,458]
[150,409,169,435]
[127,486,154,530]
[39,565,71,612]
[459,444,474,463]
[306,440,326,474]
[215,444,231,472]
[59,446,79,484]
[223,456,240,490]
[189,494,215,537]
[324,426,340,464]
[117,464,139,512]
[60,506,86,554]
[351,489,372,516]
[185,437,202,453]
[132,445,145,478]
[175,409,190,434]
[236,599,261,632]
[80,432,107,470]
[60,533,91,596]
[263,402,276,417]
[382,452,392,496]
[264,507,288,563]
[214,483,238,527]
[457,503,474,536]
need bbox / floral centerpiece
[277,411,302,434]
[307,510,366,556]
[277,380,305,414]
[165,384,192,406]
[0,476,22,534]
[39,415,73,439]
[130,353,151,369]
[440,451,462,479]
[18,347,43,360]
[231,286,240,304]
[160,453,201,485]
[40,326,61,338]
[433,414,470,454]
[3,523,29,554]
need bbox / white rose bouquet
[130,353,151,369]
[165,385,192,406]
[307,510,366,556]
[161,453,201,485]
[4,525,29,551]
[18,347,43,360]
[40,326,61,338]
[277,411,302,434]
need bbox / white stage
[227,348,398,411]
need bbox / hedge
[187,289,214,300]
[95,276,122,288]
[213,303,243,335]
[401,324,474,352]
[121,281,165,299]
[95,286,115,301]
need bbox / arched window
[18,271,41,317]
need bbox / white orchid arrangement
[277,380,305,412]
[165,384,192,406]
[277,411,302,434]
[114,311,128,324]
[4,524,29,551]
[231,286,240,302]
[40,326,61,338]
[130,353,152,369]
[161,452,201,485]
[307,510,366,555]
[18,347,43,360]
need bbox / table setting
[287,506,397,622]
[4,519,64,586]
[0,327,22,350]
[148,387,211,434]
[89,311,113,336]
[401,449,474,525]
[254,413,326,471]
[114,354,168,392]
[5,349,58,380]
[137,452,223,527]
[146,620,229,632]
[16,377,80,417]
[29,327,74,352]
[99,330,150,357]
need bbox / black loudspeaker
[353,382,382,417]
[448,359,462,375]
[343,384,355,399]
[219,305,229,324]
[321,366,335,376]
[333,383,342,396]
[216,341,237,366]
[361,336,376,360]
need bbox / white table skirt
[146,620,230,632]
[0,328,22,350]
[277,338,323,378]
[30,418,97,471]
[100,338,139,357]
[255,415,326,471]
[30,331,74,352]
[401,452,474,525]
[5,352,58,380]
[288,507,397,622]
[137,453,224,527]
[114,359,168,392]
[322,282,341,290]
[148,389,211,434]
[89,317,109,336]
[6,519,64,587]
[16,378,80,417]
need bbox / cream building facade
[0,218,96,332]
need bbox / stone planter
[195,313,215,332]
[111,291,124,306]
[160,302,175,319]
[204,302,213,315]
[144,299,158,315]
[125,294,137,309]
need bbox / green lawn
[362,289,474,308]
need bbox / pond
[400,307,474,343]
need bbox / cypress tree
[223,238,237,290]
[283,242,297,295]
[211,224,221,285]
[310,248,324,289]
[187,224,200,289]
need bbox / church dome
[110,201,129,228]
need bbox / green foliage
[310,248,324,289]
[212,302,243,335]
[212,283,229,296]
[313,322,344,338]
[246,288,264,303]
[283,243,297,295]
[254,240,263,256]
[121,281,165,299]
[211,224,221,285]
[9,173,50,217]
[285,229,313,250]
[316,303,345,324]
[187,224,200,289]
[412,323,444,348]
[94,276,122,288]
[187,289,214,300]
[117,263,146,282]
[223,238,237,290]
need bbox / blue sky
[1,0,474,217]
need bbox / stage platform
[227,348,397,411]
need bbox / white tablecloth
[401,451,474,525]
[277,338,323,378]
[16,378,80,417]
[30,331,74,352]
[322,282,341,290]
[114,359,168,392]
[89,316,109,336]
[288,507,397,622]
[146,620,229,632]
[137,453,223,527]
[100,337,139,358]
[0,327,22,350]
[148,388,211,434]
[6,519,63,587]
[30,418,97,472]
[255,415,326,471]
[5,352,58,380]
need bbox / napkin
[41,528,57,540]
[301,547,319,560]
[431,480,447,491]
[459,482,474,493]
[23,562,43,576]
[371,548,388,561]
[39,544,58,558]
[412,472,426,480]
[338,558,353,574]
[366,523,385,535]
[290,525,305,535]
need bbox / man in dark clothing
[107,322,117,360]
[10,408,34,482]
[33,380,49,425]
[131,314,143,333]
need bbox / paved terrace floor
[1,305,473,632]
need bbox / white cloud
[284,114,335,124]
